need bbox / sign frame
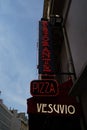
[30,79,59,97]
[27,96,81,117]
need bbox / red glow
[43,59,51,72]
[42,47,50,59]
[30,80,59,96]
[41,21,52,73]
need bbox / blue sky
[0,0,44,113]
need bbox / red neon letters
[30,80,59,96]
[42,21,51,73]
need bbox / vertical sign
[38,20,56,74]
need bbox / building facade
[0,99,28,130]
[42,0,87,129]
[17,112,28,130]
[63,1,87,129]
[10,109,28,130]
[0,99,13,130]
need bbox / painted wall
[65,0,87,77]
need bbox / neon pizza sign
[30,80,59,96]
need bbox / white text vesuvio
[37,103,75,114]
